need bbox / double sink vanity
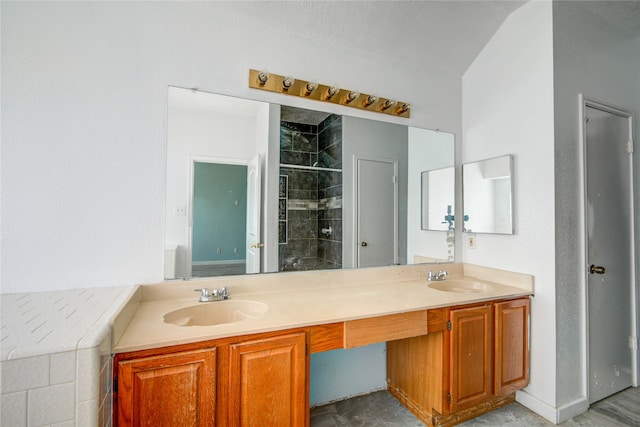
[112,263,533,426]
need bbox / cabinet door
[449,305,493,412]
[117,348,216,427]
[495,298,530,395]
[228,332,307,427]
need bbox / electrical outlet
[467,234,476,249]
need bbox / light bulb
[282,76,295,90]
[257,70,269,85]
[304,81,318,96]
[363,95,379,107]
[396,103,410,114]
[326,85,340,100]
[381,99,397,110]
[346,90,359,103]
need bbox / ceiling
[229,1,639,78]
[581,1,640,36]
[229,1,526,77]
[171,1,639,119]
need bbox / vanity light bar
[248,69,410,118]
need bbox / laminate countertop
[112,263,534,353]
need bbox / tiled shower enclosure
[279,107,342,272]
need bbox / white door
[246,154,262,273]
[356,158,397,268]
[584,101,636,403]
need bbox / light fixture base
[248,69,410,118]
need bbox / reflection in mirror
[421,167,455,231]
[278,107,343,272]
[165,87,269,278]
[408,128,455,263]
[164,87,456,279]
[462,155,514,234]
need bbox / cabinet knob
[589,264,606,275]
[360,241,368,247]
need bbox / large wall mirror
[164,87,455,279]
[462,155,514,234]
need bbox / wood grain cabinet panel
[117,348,216,427]
[494,298,530,395]
[449,305,493,412]
[388,298,530,426]
[227,332,307,427]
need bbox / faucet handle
[194,288,209,297]
[220,286,230,299]
[194,288,210,302]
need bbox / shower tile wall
[317,115,342,267]
[279,115,342,271]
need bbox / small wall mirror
[421,167,455,231]
[462,155,513,234]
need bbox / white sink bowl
[163,300,268,327]
[428,279,493,293]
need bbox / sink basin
[163,300,268,327]
[428,279,494,293]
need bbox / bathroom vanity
[111,264,532,426]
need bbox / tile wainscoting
[0,287,136,426]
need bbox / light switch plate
[467,234,476,249]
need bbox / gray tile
[458,402,550,426]
[311,388,640,427]
[311,391,425,427]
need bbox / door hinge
[629,336,638,350]
[447,392,451,404]
[114,377,118,393]
[447,320,452,331]
[393,175,397,184]
[628,139,635,154]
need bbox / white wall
[462,0,558,419]
[552,1,640,419]
[0,2,461,293]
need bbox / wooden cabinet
[226,332,307,427]
[448,304,493,412]
[114,330,308,427]
[114,296,529,427]
[388,297,530,427]
[116,348,217,427]
[494,299,529,395]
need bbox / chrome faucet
[194,287,231,302]
[428,270,448,281]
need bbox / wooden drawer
[344,310,428,349]
[309,322,344,353]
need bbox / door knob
[360,241,368,247]
[589,264,606,274]
[250,243,264,249]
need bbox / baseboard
[516,390,587,424]
[556,396,589,423]
[515,390,558,424]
